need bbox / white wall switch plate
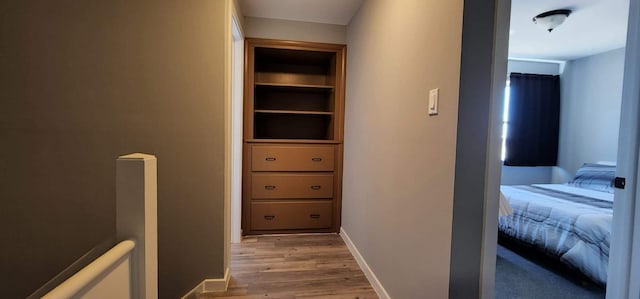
[429,88,439,116]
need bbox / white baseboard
[181,267,230,299]
[340,227,391,299]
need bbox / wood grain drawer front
[252,174,334,199]
[252,145,334,171]
[251,201,332,230]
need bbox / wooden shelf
[255,109,333,116]
[255,82,334,90]
[243,39,346,235]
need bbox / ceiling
[509,0,629,61]
[239,0,630,61]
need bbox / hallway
[199,234,377,298]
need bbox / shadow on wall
[551,167,573,183]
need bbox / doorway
[483,0,640,298]
[230,16,244,244]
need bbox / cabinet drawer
[252,174,333,199]
[251,201,332,230]
[252,145,334,171]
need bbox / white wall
[342,1,463,298]
[507,60,561,75]
[500,165,554,185]
[556,48,625,181]
[243,17,346,44]
[500,59,561,185]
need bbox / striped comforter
[499,184,613,285]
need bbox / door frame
[480,0,511,297]
[230,16,244,244]
[224,0,244,278]
[607,0,640,297]
[448,0,510,298]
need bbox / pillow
[569,163,616,193]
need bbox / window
[501,82,510,161]
[504,73,560,166]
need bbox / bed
[498,163,616,285]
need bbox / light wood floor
[198,234,378,299]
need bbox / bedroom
[496,0,629,297]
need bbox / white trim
[230,15,244,244]
[607,0,640,297]
[180,268,231,299]
[340,227,391,299]
[203,267,232,292]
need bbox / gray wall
[500,59,561,185]
[342,0,463,297]
[244,17,347,44]
[556,48,625,181]
[0,1,227,298]
[449,0,508,297]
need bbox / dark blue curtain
[504,73,560,166]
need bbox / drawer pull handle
[265,157,277,162]
[310,185,322,190]
[311,157,322,162]
[310,214,321,219]
[264,215,275,220]
[264,185,276,190]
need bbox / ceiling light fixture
[533,9,572,32]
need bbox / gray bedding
[499,184,613,285]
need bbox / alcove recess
[243,38,346,235]
[251,46,337,140]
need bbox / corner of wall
[180,268,231,299]
[551,166,573,183]
[231,0,245,36]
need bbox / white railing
[42,240,136,299]
[41,153,158,299]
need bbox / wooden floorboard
[199,234,378,299]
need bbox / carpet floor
[495,244,605,299]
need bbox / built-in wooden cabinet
[242,38,346,235]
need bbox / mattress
[499,184,613,285]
